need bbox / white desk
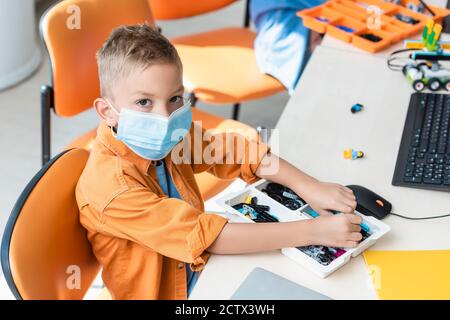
[190,43,450,300]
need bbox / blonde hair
[96,24,182,98]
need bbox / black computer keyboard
[392,92,450,191]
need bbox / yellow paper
[363,250,450,300]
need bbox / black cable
[387,48,420,71]
[387,57,412,71]
[391,212,450,220]
[389,48,419,56]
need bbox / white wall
[0,0,41,91]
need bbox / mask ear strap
[105,99,120,135]
[105,98,120,115]
[110,125,118,136]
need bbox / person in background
[250,0,325,95]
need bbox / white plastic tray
[217,179,390,278]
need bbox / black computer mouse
[346,185,392,220]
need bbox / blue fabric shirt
[250,0,326,94]
[250,0,324,21]
[155,160,199,298]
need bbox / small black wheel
[445,80,450,91]
[428,78,441,91]
[265,182,284,194]
[283,199,302,210]
[402,64,412,75]
[412,80,425,92]
[267,194,284,204]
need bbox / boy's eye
[169,96,183,104]
[136,99,152,108]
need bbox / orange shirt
[75,121,269,299]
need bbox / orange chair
[39,0,154,165]
[40,0,259,200]
[147,0,286,120]
[0,149,100,299]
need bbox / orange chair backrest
[40,0,154,117]
[147,0,236,20]
[0,149,99,300]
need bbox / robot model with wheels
[402,20,450,92]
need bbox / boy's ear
[94,98,118,127]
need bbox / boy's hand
[311,214,363,248]
[299,181,357,216]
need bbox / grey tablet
[230,267,332,300]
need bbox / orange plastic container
[298,0,450,53]
[328,17,366,42]
[353,28,395,52]
[327,1,368,20]
[301,6,343,33]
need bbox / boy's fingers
[349,200,357,211]
[349,232,363,241]
[341,190,356,202]
[342,191,357,203]
[337,204,353,214]
[346,213,363,225]
[341,197,357,211]
[317,209,333,216]
[343,241,358,248]
[349,224,361,232]
[342,186,355,196]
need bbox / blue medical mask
[108,99,192,160]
